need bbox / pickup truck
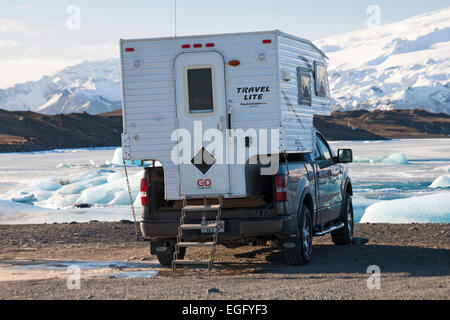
[139,131,354,266]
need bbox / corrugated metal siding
[121,32,280,199]
[278,34,331,153]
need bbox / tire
[286,204,313,265]
[156,247,186,267]
[331,193,354,245]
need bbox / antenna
[174,0,177,37]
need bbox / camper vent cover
[191,147,216,175]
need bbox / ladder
[172,196,223,274]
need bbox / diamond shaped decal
[191,147,216,175]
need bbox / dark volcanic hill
[0,109,122,152]
[0,108,449,153]
[314,109,450,140]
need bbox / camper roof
[120,30,328,59]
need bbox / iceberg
[429,175,450,189]
[111,148,124,166]
[354,152,408,164]
[360,192,450,223]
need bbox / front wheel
[285,204,312,265]
[331,194,354,245]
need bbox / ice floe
[429,175,450,188]
[354,152,408,164]
[360,192,450,223]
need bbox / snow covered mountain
[0,7,449,115]
[0,59,121,114]
[316,7,450,114]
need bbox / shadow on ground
[216,242,450,278]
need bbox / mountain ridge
[0,7,448,115]
[0,108,448,153]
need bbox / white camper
[120,30,331,200]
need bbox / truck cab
[140,130,353,266]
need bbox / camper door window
[186,66,215,113]
[297,67,312,106]
[314,62,328,97]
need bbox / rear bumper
[140,217,289,241]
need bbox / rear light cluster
[275,175,288,202]
[140,178,149,206]
[181,43,215,49]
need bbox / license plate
[201,220,225,233]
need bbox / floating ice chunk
[432,165,450,173]
[34,180,62,191]
[32,190,54,202]
[11,193,36,204]
[352,196,378,223]
[381,153,408,164]
[111,148,123,166]
[75,172,142,206]
[360,192,450,223]
[42,193,81,208]
[57,176,108,195]
[429,175,450,189]
[354,152,408,164]
[107,172,124,183]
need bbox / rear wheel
[286,204,312,265]
[331,194,354,245]
[156,246,186,267]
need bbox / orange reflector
[229,60,240,67]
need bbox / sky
[0,0,449,88]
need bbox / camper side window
[314,62,328,97]
[297,68,312,106]
[186,67,215,113]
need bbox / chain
[123,158,140,241]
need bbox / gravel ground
[0,222,448,300]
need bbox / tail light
[140,178,149,206]
[275,175,288,202]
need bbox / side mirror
[337,149,353,163]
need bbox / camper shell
[120,31,355,267]
[120,30,331,200]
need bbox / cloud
[0,40,21,48]
[0,19,25,32]
[10,5,33,11]
[81,43,120,58]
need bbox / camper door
[174,52,230,197]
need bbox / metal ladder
[172,196,223,274]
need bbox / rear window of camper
[297,68,312,106]
[186,67,214,113]
[315,62,328,97]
